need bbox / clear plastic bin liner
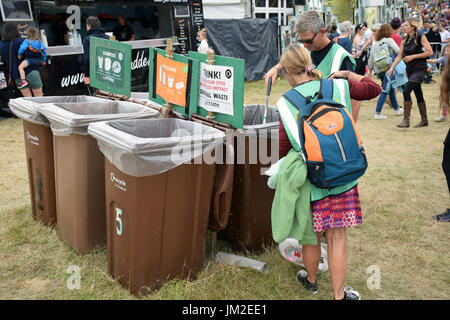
[88,118,226,177]
[8,95,106,126]
[242,104,279,131]
[39,100,161,136]
[130,92,150,101]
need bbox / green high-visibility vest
[316,42,356,77]
[276,79,358,201]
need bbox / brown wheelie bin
[8,96,106,226]
[39,101,161,254]
[88,118,225,295]
[219,104,279,252]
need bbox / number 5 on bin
[115,208,123,236]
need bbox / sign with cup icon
[155,54,189,107]
[90,37,132,96]
[149,47,200,118]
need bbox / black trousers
[403,80,425,104]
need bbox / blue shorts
[25,58,42,67]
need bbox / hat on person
[390,17,401,29]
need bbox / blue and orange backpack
[283,79,368,189]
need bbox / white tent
[202,0,251,19]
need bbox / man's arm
[339,56,355,71]
[82,38,90,84]
[264,63,282,87]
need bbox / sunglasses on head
[299,31,320,44]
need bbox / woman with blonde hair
[388,18,433,128]
[276,44,381,300]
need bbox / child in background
[427,44,449,121]
[197,28,209,54]
[17,27,46,89]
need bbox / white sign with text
[198,63,234,116]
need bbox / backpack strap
[319,78,333,100]
[282,87,307,110]
[282,79,334,109]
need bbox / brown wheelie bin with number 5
[88,118,225,295]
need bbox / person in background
[438,21,450,43]
[352,23,366,75]
[276,44,381,300]
[113,15,135,42]
[50,13,69,46]
[388,18,433,128]
[0,22,43,97]
[432,51,450,222]
[424,22,442,83]
[328,24,339,41]
[82,16,109,88]
[368,23,403,119]
[17,27,46,89]
[426,23,442,57]
[325,25,332,39]
[427,44,449,121]
[390,17,403,47]
[357,22,374,66]
[421,18,431,34]
[197,28,210,54]
[334,21,352,54]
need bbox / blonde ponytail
[280,44,323,79]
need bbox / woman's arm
[367,42,375,72]
[388,38,400,54]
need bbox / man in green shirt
[264,11,362,120]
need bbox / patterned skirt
[311,186,362,233]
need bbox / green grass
[0,78,449,300]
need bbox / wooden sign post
[165,38,174,114]
[206,49,216,120]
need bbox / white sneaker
[374,113,388,119]
[343,286,361,300]
[395,108,404,116]
[434,115,448,122]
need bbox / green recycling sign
[90,37,132,96]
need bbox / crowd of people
[323,11,450,124]
[329,18,444,123]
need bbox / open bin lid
[88,118,226,177]
[8,95,107,126]
[39,100,161,136]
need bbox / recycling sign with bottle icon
[90,37,132,96]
